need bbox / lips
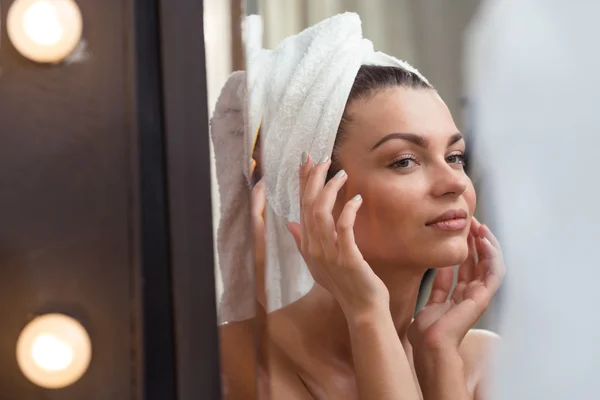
[426,209,468,231]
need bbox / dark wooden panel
[131,0,178,398]
[0,0,135,397]
[158,0,222,399]
[0,0,179,398]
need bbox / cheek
[359,179,420,225]
[351,181,423,257]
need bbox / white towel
[248,12,428,312]
[210,71,255,324]
[210,15,268,324]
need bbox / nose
[430,163,468,198]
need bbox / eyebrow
[370,132,464,151]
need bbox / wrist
[410,330,461,355]
[344,303,392,330]
[413,346,464,380]
[414,349,469,399]
[336,288,390,324]
[414,344,462,363]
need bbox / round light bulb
[7,0,83,63]
[16,313,91,389]
[31,334,74,371]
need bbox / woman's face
[334,87,476,270]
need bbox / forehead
[344,87,459,148]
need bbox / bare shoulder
[268,341,315,400]
[220,319,313,400]
[460,329,500,366]
[460,329,501,398]
[462,329,501,350]
[219,319,257,400]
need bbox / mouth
[425,209,468,231]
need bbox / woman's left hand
[408,217,506,352]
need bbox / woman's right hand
[287,153,389,320]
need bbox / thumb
[287,222,302,251]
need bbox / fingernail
[301,152,308,166]
[335,169,346,179]
[319,156,330,164]
[352,194,362,201]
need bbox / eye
[390,155,419,170]
[446,152,467,166]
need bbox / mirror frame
[158,0,222,398]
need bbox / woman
[243,64,504,400]
[218,17,504,400]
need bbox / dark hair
[327,65,434,180]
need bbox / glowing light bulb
[7,0,83,63]
[31,333,74,371]
[22,1,64,46]
[16,314,91,389]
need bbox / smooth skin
[220,87,505,400]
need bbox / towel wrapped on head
[211,71,256,324]
[250,12,428,224]
[212,12,429,322]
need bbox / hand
[287,154,389,318]
[408,218,506,351]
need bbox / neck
[377,263,426,338]
[273,262,427,368]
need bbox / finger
[440,294,487,344]
[473,223,500,263]
[302,156,332,254]
[427,267,454,305]
[480,238,506,293]
[314,169,348,258]
[476,235,498,262]
[299,153,315,247]
[479,224,502,251]
[336,194,364,262]
[473,235,504,291]
[474,237,487,279]
[298,152,314,204]
[302,156,331,211]
[470,217,482,237]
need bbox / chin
[426,236,469,268]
